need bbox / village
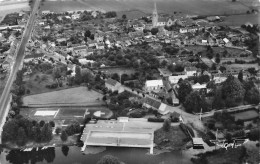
[0,1,259,164]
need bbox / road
[0,0,41,143]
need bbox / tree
[60,130,68,141]
[74,66,82,85]
[49,121,55,127]
[55,127,61,135]
[40,123,53,142]
[249,129,259,141]
[84,30,91,38]
[65,121,81,136]
[244,87,260,104]
[238,71,243,82]
[151,28,159,35]
[163,119,171,132]
[184,91,208,113]
[161,60,167,67]
[39,120,45,127]
[53,67,61,79]
[61,146,69,156]
[97,155,120,164]
[90,34,95,40]
[81,69,93,83]
[177,80,193,103]
[212,88,226,110]
[215,53,220,64]
[222,75,245,107]
[122,14,126,20]
[16,127,27,146]
[2,120,19,142]
[219,66,226,73]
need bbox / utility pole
[215,128,218,150]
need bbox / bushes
[46,83,58,89]
[148,117,165,122]
[179,123,195,138]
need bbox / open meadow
[23,86,105,106]
[41,0,258,17]
[0,1,29,17]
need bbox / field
[23,87,105,106]
[0,1,29,17]
[225,63,259,70]
[97,67,136,76]
[231,110,258,121]
[20,106,112,123]
[41,0,256,16]
[154,125,188,149]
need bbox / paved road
[0,0,41,143]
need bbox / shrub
[60,130,68,141]
[163,119,171,132]
[148,117,165,122]
[129,111,143,118]
[55,127,61,135]
[49,121,55,127]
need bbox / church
[152,2,175,27]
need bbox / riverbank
[2,135,79,150]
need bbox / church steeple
[152,1,158,27]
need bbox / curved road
[0,0,41,143]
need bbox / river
[0,146,193,164]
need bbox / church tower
[152,2,158,27]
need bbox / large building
[152,2,175,27]
[152,2,158,27]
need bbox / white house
[42,10,51,15]
[71,14,80,20]
[168,75,188,84]
[213,74,227,84]
[105,78,121,92]
[145,80,163,92]
[23,53,45,63]
[192,83,207,91]
[185,67,197,77]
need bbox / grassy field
[97,67,136,76]
[231,110,258,121]
[225,63,259,70]
[42,0,254,16]
[23,87,105,106]
[154,125,188,149]
[0,1,29,17]
[20,106,112,123]
[24,72,57,95]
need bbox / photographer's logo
[210,139,249,150]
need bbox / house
[42,10,51,15]
[192,83,207,92]
[168,75,188,84]
[73,46,87,55]
[213,74,227,84]
[88,40,97,48]
[71,14,80,20]
[145,80,163,92]
[78,58,95,65]
[105,78,121,92]
[96,43,105,50]
[180,28,188,34]
[1,60,10,70]
[23,53,45,63]
[192,138,204,149]
[185,67,197,77]
[67,64,76,76]
[166,18,174,27]
[143,97,170,115]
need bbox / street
[0,0,41,143]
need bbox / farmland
[0,1,29,17]
[22,87,105,106]
[41,0,257,16]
